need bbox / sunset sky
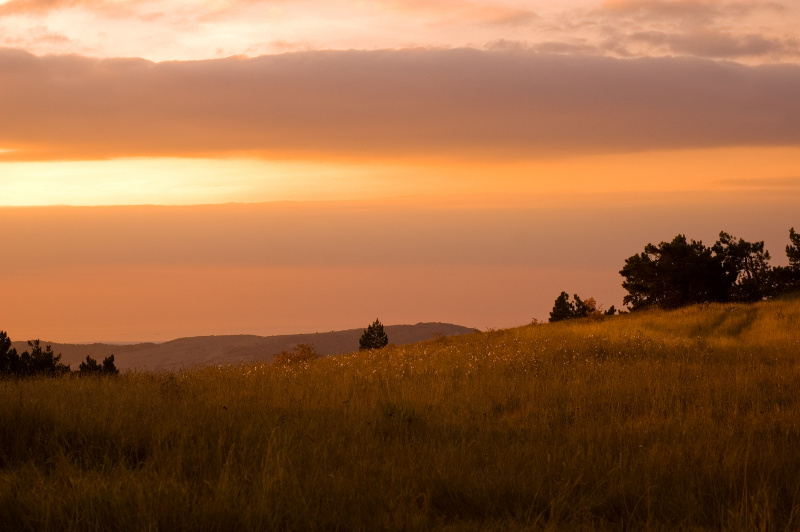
[1,0,799,343]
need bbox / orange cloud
[628,29,798,58]
[0,0,537,26]
[0,0,137,16]
[381,0,537,27]
[1,0,794,63]
[578,1,799,62]
[599,0,781,21]
[1,48,799,162]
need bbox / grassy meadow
[2,296,800,531]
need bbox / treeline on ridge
[551,227,800,322]
[0,332,117,378]
[0,318,394,378]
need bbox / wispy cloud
[0,0,84,16]
[598,0,772,23]
[0,0,140,17]
[571,0,799,61]
[0,23,72,46]
[716,176,800,189]
[0,0,793,63]
[628,29,798,58]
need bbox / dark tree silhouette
[548,293,608,322]
[102,354,119,375]
[0,330,21,376]
[788,227,800,270]
[620,229,800,310]
[359,319,389,350]
[770,228,800,295]
[549,292,573,322]
[620,235,731,310]
[712,232,772,302]
[79,355,102,375]
[19,340,70,377]
[549,292,590,322]
[79,354,118,375]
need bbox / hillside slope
[2,296,800,530]
[10,322,476,371]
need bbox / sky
[1,0,799,343]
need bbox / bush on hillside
[273,343,319,365]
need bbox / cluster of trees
[550,294,615,323]
[78,354,119,376]
[0,331,117,378]
[550,227,800,320]
[359,319,389,350]
[620,229,800,310]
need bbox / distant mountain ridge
[10,322,477,372]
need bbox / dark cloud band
[1,47,799,160]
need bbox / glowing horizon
[1,0,798,342]
[1,145,799,207]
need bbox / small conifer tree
[788,227,800,270]
[79,355,102,375]
[549,292,593,322]
[359,319,389,350]
[21,340,70,376]
[80,354,119,375]
[549,292,574,322]
[0,331,20,376]
[102,354,119,375]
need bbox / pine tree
[359,319,389,350]
[21,340,70,376]
[788,227,800,270]
[79,354,118,376]
[79,355,102,375]
[549,292,574,322]
[712,231,772,302]
[770,227,800,295]
[102,354,119,375]
[0,330,21,376]
[549,292,592,322]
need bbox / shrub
[273,343,319,365]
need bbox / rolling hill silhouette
[11,322,476,371]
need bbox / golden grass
[2,296,800,530]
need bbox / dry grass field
[2,295,800,531]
